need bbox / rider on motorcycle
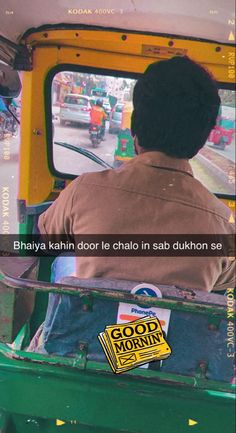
[0,97,11,136]
[0,97,18,136]
[90,98,107,140]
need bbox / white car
[59,94,91,126]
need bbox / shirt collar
[136,151,194,177]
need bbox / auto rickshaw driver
[34,56,235,356]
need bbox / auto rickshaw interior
[49,68,235,180]
[1,22,235,353]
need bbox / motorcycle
[0,111,18,140]
[0,111,13,140]
[0,101,19,140]
[89,124,102,148]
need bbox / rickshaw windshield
[50,67,235,196]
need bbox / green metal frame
[0,269,235,432]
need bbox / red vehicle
[208,115,235,150]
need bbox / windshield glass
[52,71,135,175]
[52,70,235,195]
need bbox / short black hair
[131,56,220,158]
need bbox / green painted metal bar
[0,270,228,318]
[0,347,235,433]
[2,343,234,393]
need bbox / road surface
[206,140,235,163]
[53,118,117,176]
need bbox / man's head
[131,56,220,159]
[96,99,103,107]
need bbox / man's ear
[134,135,139,155]
[134,136,143,155]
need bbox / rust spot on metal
[179,289,196,300]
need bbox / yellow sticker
[142,44,187,58]
[98,316,171,374]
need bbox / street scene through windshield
[0,72,235,234]
[52,70,235,194]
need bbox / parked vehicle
[109,103,124,134]
[59,94,91,126]
[208,117,235,150]
[91,87,107,98]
